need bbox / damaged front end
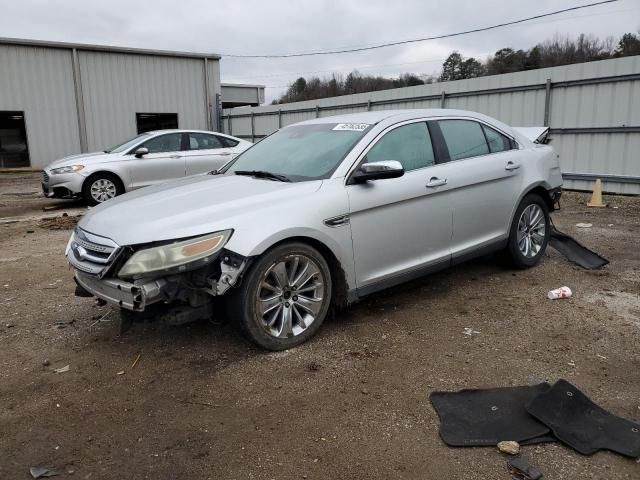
[67,227,248,328]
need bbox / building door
[0,111,29,168]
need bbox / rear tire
[226,242,332,351]
[82,173,124,206]
[505,193,550,269]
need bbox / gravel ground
[1,173,639,479]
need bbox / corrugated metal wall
[0,44,81,166]
[0,41,221,169]
[221,84,265,105]
[78,51,211,151]
[223,56,640,194]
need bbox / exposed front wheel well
[525,185,555,211]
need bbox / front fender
[81,164,132,192]
[229,225,357,292]
[223,178,357,290]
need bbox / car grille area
[67,228,119,276]
[42,171,50,183]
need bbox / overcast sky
[1,0,639,102]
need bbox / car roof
[145,129,240,138]
[293,108,522,142]
[294,109,496,126]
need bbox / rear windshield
[222,123,371,181]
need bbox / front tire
[227,242,332,350]
[82,173,123,206]
[505,193,550,269]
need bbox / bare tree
[273,32,639,104]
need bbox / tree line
[271,32,640,104]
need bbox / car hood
[79,174,323,246]
[46,151,117,169]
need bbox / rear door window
[482,125,513,153]
[219,136,240,148]
[188,133,224,150]
[437,120,489,161]
[366,122,435,171]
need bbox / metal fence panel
[223,56,640,194]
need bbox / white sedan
[42,130,252,205]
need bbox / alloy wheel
[90,178,117,203]
[256,254,325,338]
[517,204,546,258]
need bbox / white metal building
[0,37,264,169]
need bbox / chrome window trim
[343,115,521,184]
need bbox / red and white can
[547,286,572,300]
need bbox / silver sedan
[42,129,251,205]
[67,109,562,349]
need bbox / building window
[0,111,29,168]
[136,113,179,134]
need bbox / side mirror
[349,160,404,184]
[134,147,149,158]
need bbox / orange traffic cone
[587,178,607,208]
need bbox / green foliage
[614,33,640,57]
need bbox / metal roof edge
[221,83,266,89]
[0,37,220,59]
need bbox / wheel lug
[285,302,290,308]
[292,295,298,301]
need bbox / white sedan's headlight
[118,230,232,278]
[51,165,84,174]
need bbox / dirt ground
[1,173,639,480]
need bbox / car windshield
[222,123,371,181]
[105,133,151,153]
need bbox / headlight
[118,230,232,278]
[51,165,84,174]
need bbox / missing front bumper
[74,270,167,311]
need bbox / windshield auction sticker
[332,123,370,132]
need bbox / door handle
[169,154,181,159]
[505,161,520,171]
[426,177,447,188]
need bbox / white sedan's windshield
[106,133,151,153]
[224,123,370,181]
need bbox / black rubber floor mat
[430,384,552,446]
[508,456,544,480]
[549,226,609,270]
[520,434,557,445]
[526,379,640,457]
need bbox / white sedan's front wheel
[82,173,123,206]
